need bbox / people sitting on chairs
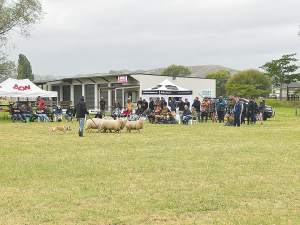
[129,104,143,121]
[191,107,197,120]
[95,111,102,119]
[54,105,63,122]
[11,103,25,122]
[43,105,54,122]
[148,110,156,123]
[26,102,38,122]
[36,105,50,122]
[155,105,171,123]
[111,108,121,120]
[65,105,74,122]
[181,105,192,125]
[20,103,32,122]
[121,108,131,118]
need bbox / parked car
[207,97,275,121]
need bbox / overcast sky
[7,0,300,77]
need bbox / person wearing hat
[54,105,63,122]
[141,99,148,112]
[74,95,90,137]
[192,97,201,122]
[233,97,242,127]
[183,98,190,109]
[125,98,134,112]
[215,96,226,123]
[65,105,74,122]
[137,97,143,107]
[99,97,106,117]
[36,96,44,109]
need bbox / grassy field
[0,107,300,224]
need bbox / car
[207,97,275,121]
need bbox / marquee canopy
[142,79,193,108]
[0,78,57,98]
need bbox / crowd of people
[10,96,75,123]
[9,94,266,128]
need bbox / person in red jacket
[36,96,44,109]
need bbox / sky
[7,0,300,77]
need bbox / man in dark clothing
[137,97,143,107]
[215,96,226,123]
[183,98,190,109]
[141,99,148,112]
[247,97,255,125]
[11,104,24,122]
[169,97,178,113]
[149,97,154,111]
[178,97,185,115]
[99,97,106,117]
[233,97,242,127]
[20,103,32,122]
[44,105,54,122]
[74,95,90,137]
[192,97,201,122]
[65,105,74,122]
[241,100,247,124]
[26,102,38,122]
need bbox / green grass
[0,108,300,224]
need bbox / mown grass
[0,107,300,224]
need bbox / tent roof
[0,78,57,97]
[144,79,191,91]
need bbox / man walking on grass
[74,95,90,137]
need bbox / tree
[226,84,269,97]
[0,56,16,82]
[17,54,34,80]
[205,70,231,97]
[161,65,192,77]
[0,0,43,81]
[260,53,300,100]
[0,0,44,48]
[226,69,271,97]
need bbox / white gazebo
[142,79,193,108]
[0,78,57,99]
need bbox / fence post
[296,106,297,116]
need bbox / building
[34,73,216,112]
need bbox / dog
[49,125,71,134]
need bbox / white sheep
[85,118,102,132]
[126,117,145,133]
[100,119,123,133]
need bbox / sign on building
[202,89,212,97]
[118,76,127,83]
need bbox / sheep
[100,119,123,133]
[116,118,127,133]
[85,118,102,132]
[126,117,145,133]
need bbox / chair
[189,116,197,125]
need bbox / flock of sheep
[85,117,145,133]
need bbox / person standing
[201,97,210,122]
[141,99,148,112]
[247,97,255,125]
[125,98,134,113]
[259,97,265,125]
[36,96,45,109]
[215,96,226,123]
[74,95,90,137]
[183,98,190,109]
[209,99,216,122]
[192,97,201,122]
[233,97,242,127]
[241,99,247,124]
[178,97,184,116]
[99,97,106,117]
[169,97,178,113]
[252,97,258,124]
[149,97,154,111]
